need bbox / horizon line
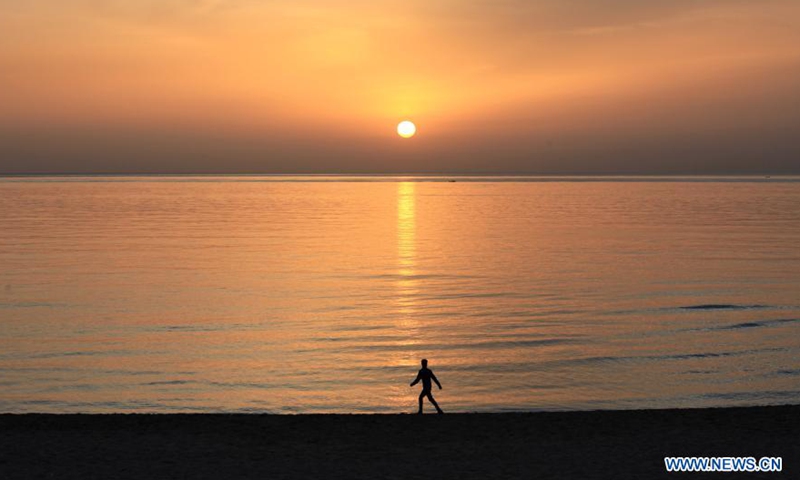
[0,172,796,177]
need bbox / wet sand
[1,405,797,479]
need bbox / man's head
[421,359,428,367]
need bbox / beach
[1,405,797,479]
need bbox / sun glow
[397,121,416,138]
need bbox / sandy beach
[1,405,797,479]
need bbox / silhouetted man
[410,358,443,414]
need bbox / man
[410,358,443,414]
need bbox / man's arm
[410,372,420,387]
[432,373,442,389]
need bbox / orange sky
[1,0,799,173]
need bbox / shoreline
[1,404,797,479]
[1,402,798,416]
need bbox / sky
[1,0,799,174]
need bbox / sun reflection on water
[397,181,416,279]
[395,183,420,339]
[391,181,422,410]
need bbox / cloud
[0,0,799,173]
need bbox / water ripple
[678,304,771,310]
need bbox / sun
[397,120,416,138]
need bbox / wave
[0,302,71,309]
[143,323,263,333]
[679,304,770,310]
[698,390,800,401]
[714,318,799,330]
[609,303,795,317]
[302,337,572,354]
[142,380,195,386]
[549,346,792,367]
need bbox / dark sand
[1,405,797,479]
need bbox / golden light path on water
[389,182,420,409]
[397,181,417,315]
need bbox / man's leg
[426,392,443,414]
[418,391,425,414]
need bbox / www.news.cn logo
[665,456,782,473]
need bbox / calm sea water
[1,176,799,413]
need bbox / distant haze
[1,0,799,174]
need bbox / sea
[1,175,798,413]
